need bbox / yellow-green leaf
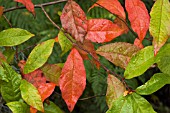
[20,80,44,112]
[0,28,34,46]
[149,0,170,54]
[24,39,55,74]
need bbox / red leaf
[15,0,35,16]
[0,6,4,17]
[86,19,124,43]
[89,0,125,19]
[59,48,86,112]
[30,107,37,113]
[125,0,150,42]
[60,0,87,43]
[114,18,129,34]
[134,38,144,49]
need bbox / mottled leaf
[60,0,87,42]
[124,46,155,79]
[96,42,140,69]
[106,93,156,113]
[7,101,30,113]
[24,39,55,74]
[114,17,129,34]
[86,19,124,43]
[149,0,170,54]
[20,80,44,112]
[41,64,62,86]
[59,48,86,112]
[0,6,4,16]
[89,0,125,19]
[125,0,150,42]
[15,0,35,15]
[136,73,170,95]
[0,28,34,46]
[106,74,125,108]
[58,30,72,56]
[0,65,8,82]
[134,38,144,49]
[0,52,6,63]
[1,62,21,102]
[3,48,16,64]
[44,101,64,113]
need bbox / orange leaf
[0,6,4,17]
[30,107,37,113]
[114,18,129,34]
[86,19,124,43]
[15,0,35,16]
[89,0,125,19]
[125,0,150,42]
[134,38,144,49]
[59,48,86,112]
[60,0,87,43]
[55,36,59,42]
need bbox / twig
[3,15,12,27]
[79,94,105,101]
[3,0,68,13]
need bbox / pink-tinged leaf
[89,0,125,19]
[15,0,35,15]
[59,48,86,112]
[60,0,87,42]
[86,19,124,43]
[0,6,4,17]
[134,38,144,49]
[106,74,125,108]
[125,0,150,42]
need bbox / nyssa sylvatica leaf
[15,0,35,15]
[60,0,87,43]
[86,19,124,43]
[89,0,125,19]
[59,48,86,112]
[125,0,150,42]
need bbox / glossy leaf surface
[106,74,125,108]
[60,0,87,42]
[24,39,55,74]
[86,19,124,43]
[124,46,155,79]
[59,48,86,112]
[0,28,34,46]
[149,0,170,54]
[20,80,44,112]
[96,42,140,69]
[125,0,150,42]
[136,73,170,95]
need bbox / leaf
[41,64,62,86]
[0,51,6,63]
[44,101,64,113]
[136,73,170,95]
[1,62,21,102]
[0,28,34,46]
[59,48,86,112]
[86,19,124,43]
[124,46,155,79]
[24,39,55,74]
[3,48,16,64]
[106,93,156,113]
[0,65,8,82]
[134,38,144,49]
[0,6,4,17]
[58,30,72,56]
[15,0,35,15]
[20,80,44,112]
[96,42,140,69]
[89,0,125,19]
[106,74,125,108]
[149,0,170,54]
[125,0,150,42]
[7,101,30,113]
[60,0,87,42]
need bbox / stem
[3,15,12,27]
[79,94,105,101]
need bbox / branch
[3,15,12,27]
[79,94,105,101]
[41,6,130,90]
[3,0,68,13]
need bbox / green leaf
[106,74,125,108]
[124,46,155,79]
[1,62,21,102]
[58,30,72,56]
[0,65,8,82]
[136,73,170,95]
[106,93,156,113]
[41,64,62,86]
[7,101,30,113]
[24,39,55,74]
[20,80,44,112]
[149,0,170,54]
[44,101,64,113]
[96,42,140,69]
[3,48,16,64]
[0,28,34,46]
